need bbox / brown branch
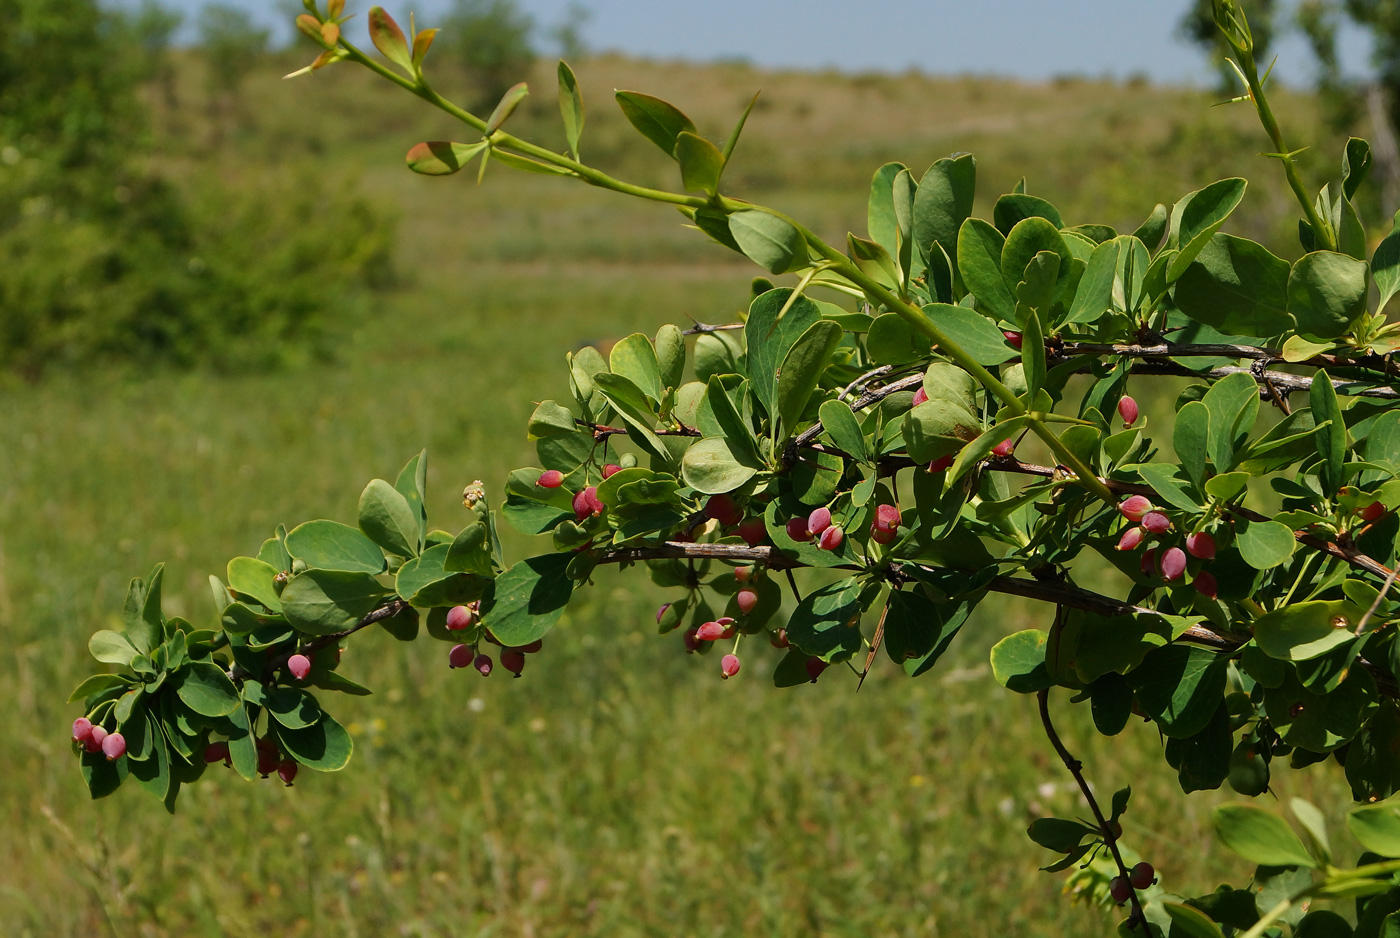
[1058,340,1400,382]
[575,419,702,440]
[1125,360,1400,401]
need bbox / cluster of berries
[1109,861,1156,904]
[445,604,540,677]
[785,507,844,551]
[536,468,608,523]
[71,718,125,761]
[1116,495,1217,596]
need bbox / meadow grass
[0,49,1370,936]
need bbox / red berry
[1119,495,1152,522]
[1118,396,1139,426]
[1160,547,1187,581]
[770,628,790,649]
[1185,532,1216,559]
[1362,501,1387,523]
[807,507,832,536]
[205,741,231,765]
[1140,548,1158,577]
[1116,527,1144,551]
[72,717,93,744]
[256,739,278,777]
[818,525,845,551]
[705,493,743,527]
[516,639,543,654]
[446,604,475,630]
[602,464,622,479]
[721,654,741,679]
[911,387,929,406]
[287,653,311,680]
[1141,511,1171,534]
[870,523,897,544]
[874,504,900,531]
[927,454,954,473]
[805,656,828,683]
[1129,862,1155,890]
[734,565,754,583]
[277,759,298,786]
[1194,570,1218,599]
[1003,330,1024,349]
[737,589,759,615]
[696,621,726,642]
[716,617,738,639]
[736,517,767,547]
[473,653,493,676]
[992,439,1015,458]
[537,469,564,488]
[785,517,812,542]
[683,628,701,653]
[448,644,473,669]
[102,732,126,761]
[1109,875,1132,905]
[85,725,108,753]
[501,648,526,677]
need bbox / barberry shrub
[61,0,1400,932]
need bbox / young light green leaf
[609,333,663,404]
[557,61,584,160]
[227,557,283,613]
[614,90,696,157]
[992,193,1063,235]
[1201,371,1259,473]
[681,437,758,494]
[1311,369,1346,494]
[990,629,1051,693]
[1349,796,1400,857]
[1253,601,1365,661]
[924,304,1017,365]
[675,131,724,195]
[1132,202,1169,251]
[1064,238,1117,325]
[721,91,759,163]
[1174,400,1210,489]
[1236,518,1297,570]
[868,162,907,260]
[484,81,529,135]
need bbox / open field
[0,46,1374,936]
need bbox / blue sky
[155,1,1375,85]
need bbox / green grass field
[0,47,1372,936]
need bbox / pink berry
[446,604,474,630]
[870,523,897,545]
[102,732,126,761]
[721,654,741,679]
[448,644,473,669]
[818,525,845,551]
[501,648,526,677]
[683,628,701,653]
[807,507,833,536]
[1110,875,1132,905]
[205,741,231,765]
[1141,511,1171,534]
[602,464,622,479]
[734,565,754,583]
[1362,501,1387,523]
[736,517,767,547]
[573,486,604,521]
[1119,495,1152,522]
[1118,395,1139,426]
[473,653,493,676]
[1140,548,1158,577]
[85,725,108,753]
[1194,570,1218,599]
[770,628,789,649]
[287,654,312,680]
[705,493,743,527]
[805,656,827,683]
[277,759,298,786]
[1160,547,1187,581]
[874,504,901,530]
[537,469,564,488]
[737,589,759,615]
[1004,330,1024,349]
[785,517,812,542]
[992,439,1015,458]
[927,454,954,473]
[655,602,671,624]
[1129,861,1155,890]
[1116,527,1144,551]
[696,621,726,642]
[72,718,93,744]
[716,617,738,639]
[911,387,929,406]
[1185,532,1216,559]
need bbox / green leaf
[614,90,696,157]
[1289,251,1370,339]
[1133,202,1169,250]
[720,90,759,163]
[1202,371,1260,472]
[1064,238,1117,325]
[884,588,965,665]
[868,162,906,260]
[695,376,761,467]
[368,6,413,73]
[1167,178,1248,280]
[1290,797,1332,863]
[274,713,353,772]
[957,218,1015,321]
[359,479,420,558]
[745,288,822,420]
[527,400,578,440]
[848,232,899,286]
[480,554,574,647]
[1254,600,1366,660]
[1312,369,1346,495]
[405,140,488,176]
[902,398,981,463]
[393,450,428,550]
[1026,817,1097,852]
[396,544,486,607]
[1264,666,1377,751]
[286,520,386,574]
[819,399,869,463]
[786,579,865,662]
[1173,233,1291,335]
[592,372,668,461]
[445,523,494,576]
[946,416,1030,488]
[1134,463,1203,511]
[609,333,663,405]
[244,683,323,730]
[1000,217,1070,297]
[1374,210,1400,312]
[729,210,808,275]
[1128,644,1229,739]
[992,193,1062,235]
[484,81,528,135]
[675,131,724,195]
[776,320,842,435]
[68,673,133,704]
[281,570,388,636]
[1174,401,1210,489]
[1350,797,1400,857]
[912,154,976,269]
[1212,804,1317,868]
[1236,518,1297,570]
[557,61,584,160]
[81,748,127,800]
[227,557,283,613]
[681,437,758,494]
[1163,903,1228,938]
[503,467,575,535]
[173,662,240,717]
[990,629,1051,694]
[925,303,1016,365]
[866,312,931,365]
[88,630,136,666]
[655,323,685,390]
[125,565,164,656]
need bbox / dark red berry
[85,725,108,754]
[256,739,278,777]
[1185,532,1216,559]
[734,565,754,583]
[205,741,231,765]
[1129,862,1155,890]
[870,523,897,544]
[991,439,1015,458]
[785,517,812,542]
[1140,547,1158,577]
[1194,570,1218,599]
[1109,875,1132,905]
[448,643,473,669]
[705,493,743,527]
[473,653,493,676]
[874,504,900,531]
[1160,547,1187,581]
[277,759,298,786]
[1118,396,1139,426]
[927,454,954,473]
[736,517,767,547]
[818,525,845,551]
[805,656,828,682]
[516,639,543,654]
[770,628,789,649]
[1003,331,1024,349]
[683,628,701,653]
[537,469,564,488]
[501,648,526,676]
[1362,501,1387,523]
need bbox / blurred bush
[439,0,537,111]
[0,0,393,379]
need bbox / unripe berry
[1362,501,1387,523]
[805,656,828,683]
[807,507,833,536]
[1003,330,1024,349]
[1194,570,1218,599]
[277,759,298,787]
[911,387,929,406]
[870,523,897,545]
[1129,861,1155,890]
[696,621,726,642]
[501,648,526,677]
[205,741,231,765]
[770,628,790,649]
[927,454,954,473]
[102,732,126,761]
[1109,875,1132,905]
[736,517,767,547]
[445,604,475,630]
[683,628,701,653]
[448,643,473,669]
[818,525,845,551]
[1160,547,1187,581]
[72,717,93,744]
[992,438,1015,458]
[704,493,743,527]
[1119,495,1152,522]
[1117,527,1145,551]
[473,653,493,676]
[287,653,312,680]
[874,503,901,531]
[537,469,564,489]
[1118,395,1139,426]
[737,589,759,615]
[1185,532,1216,559]
[721,654,741,679]
[1141,511,1171,534]
[602,463,622,479]
[85,725,108,754]
[785,517,812,542]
